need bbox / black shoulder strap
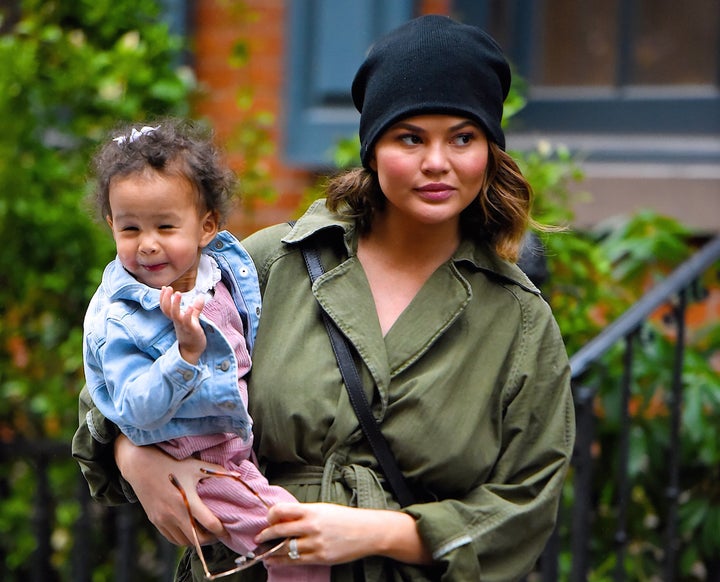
[300,244,416,507]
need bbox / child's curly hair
[90,118,237,226]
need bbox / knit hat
[352,14,511,168]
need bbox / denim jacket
[83,230,261,446]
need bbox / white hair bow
[112,125,160,146]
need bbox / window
[284,0,413,167]
[455,0,720,161]
[285,0,720,165]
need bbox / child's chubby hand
[159,286,206,365]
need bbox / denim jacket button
[182,370,193,381]
[219,360,231,371]
[255,306,261,316]
[220,401,236,410]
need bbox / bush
[0,0,194,578]
[1,3,718,579]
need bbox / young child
[82,119,329,582]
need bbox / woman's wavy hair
[90,118,237,226]
[325,141,534,262]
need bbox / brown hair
[325,141,534,262]
[89,118,237,225]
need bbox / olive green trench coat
[73,200,575,581]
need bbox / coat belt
[265,451,395,510]
[265,452,410,582]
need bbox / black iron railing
[0,439,177,582]
[541,234,720,581]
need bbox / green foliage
[0,0,194,436]
[534,196,720,579]
[517,140,720,578]
[223,2,278,210]
[0,0,282,578]
[0,0,194,578]
[1,3,718,579]
[503,87,719,581]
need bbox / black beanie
[352,14,511,168]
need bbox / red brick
[194,1,456,235]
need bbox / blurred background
[0,1,718,580]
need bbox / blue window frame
[454,0,720,163]
[284,0,720,166]
[284,0,414,167]
[159,0,193,65]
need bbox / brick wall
[193,0,305,236]
[192,0,450,237]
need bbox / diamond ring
[288,538,300,560]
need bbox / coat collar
[282,199,541,411]
[282,199,356,253]
[283,199,540,296]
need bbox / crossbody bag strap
[300,244,416,507]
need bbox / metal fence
[0,439,177,582]
[3,235,720,581]
[539,234,720,581]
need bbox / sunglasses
[169,468,289,580]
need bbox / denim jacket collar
[101,259,160,310]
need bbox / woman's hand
[114,435,225,546]
[255,502,432,567]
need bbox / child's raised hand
[159,286,206,365]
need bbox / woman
[73,14,575,581]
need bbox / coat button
[219,360,231,371]
[182,370,193,381]
[214,240,223,250]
